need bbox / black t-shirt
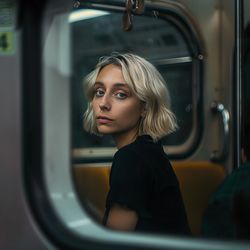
[103,135,191,235]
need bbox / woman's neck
[113,128,139,149]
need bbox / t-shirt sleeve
[105,148,150,218]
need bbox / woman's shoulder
[111,141,145,180]
[113,143,140,164]
[114,135,156,159]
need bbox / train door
[20,0,250,249]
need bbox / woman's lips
[97,116,113,124]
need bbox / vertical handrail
[210,102,230,162]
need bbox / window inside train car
[70,6,202,162]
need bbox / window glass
[70,9,197,160]
[156,62,193,145]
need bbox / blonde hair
[83,52,178,141]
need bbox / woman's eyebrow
[94,81,104,87]
[94,82,129,89]
[113,83,129,89]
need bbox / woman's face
[92,64,144,144]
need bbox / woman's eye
[115,92,127,99]
[95,89,104,97]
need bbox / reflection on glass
[69,9,109,22]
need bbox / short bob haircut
[83,52,178,141]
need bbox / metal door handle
[210,102,230,161]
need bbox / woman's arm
[106,204,138,231]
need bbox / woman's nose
[99,96,111,111]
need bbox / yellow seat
[73,161,225,235]
[73,165,110,216]
[172,161,225,235]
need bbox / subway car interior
[1,0,250,249]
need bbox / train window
[70,5,203,162]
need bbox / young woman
[83,53,191,235]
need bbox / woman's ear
[141,102,146,117]
[141,104,147,117]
